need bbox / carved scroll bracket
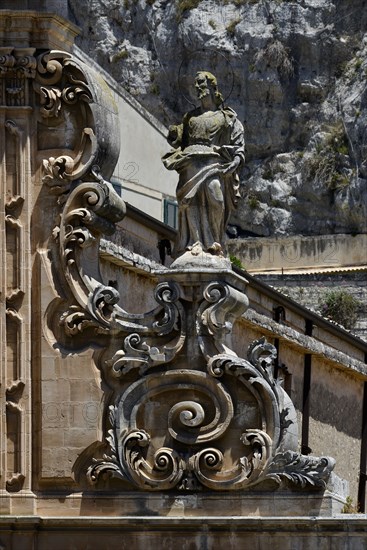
[65,257,334,491]
[34,50,120,196]
[39,51,188,389]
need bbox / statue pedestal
[32,480,347,517]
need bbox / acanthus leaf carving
[266,451,336,489]
[247,336,278,381]
[35,51,111,189]
[109,334,164,377]
[190,429,272,491]
[50,174,185,371]
[59,305,109,337]
[39,85,62,117]
[106,282,186,378]
[39,51,185,374]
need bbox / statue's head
[195,71,224,106]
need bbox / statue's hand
[222,156,241,175]
[167,124,182,147]
[168,125,178,140]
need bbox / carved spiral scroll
[198,281,249,358]
[191,429,273,490]
[207,353,281,449]
[36,50,120,188]
[169,401,205,428]
[84,336,335,491]
[117,371,234,446]
[118,430,185,490]
[36,51,67,85]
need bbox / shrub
[230,255,244,269]
[319,289,360,329]
[304,122,350,191]
[150,83,160,95]
[247,192,260,209]
[342,496,360,514]
[176,0,201,21]
[226,17,241,37]
[325,122,349,155]
[254,39,294,77]
[354,58,363,72]
[111,49,129,63]
[232,0,261,5]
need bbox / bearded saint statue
[162,71,245,261]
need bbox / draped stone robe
[163,106,245,258]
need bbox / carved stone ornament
[43,55,335,493]
[0,46,37,107]
[34,50,120,198]
[162,71,245,265]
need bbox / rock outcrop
[68,0,367,236]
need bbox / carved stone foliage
[61,216,334,493]
[49,171,186,367]
[38,52,186,368]
[42,52,335,493]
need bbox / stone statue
[162,71,245,260]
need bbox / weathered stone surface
[46,152,335,495]
[0,515,366,549]
[4,8,367,538]
[228,234,367,273]
[163,71,244,261]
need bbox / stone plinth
[35,488,347,517]
[0,513,366,550]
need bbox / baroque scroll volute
[40,55,335,493]
[35,50,120,195]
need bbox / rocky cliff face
[68,0,367,237]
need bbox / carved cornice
[0,12,80,52]
[0,47,36,107]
